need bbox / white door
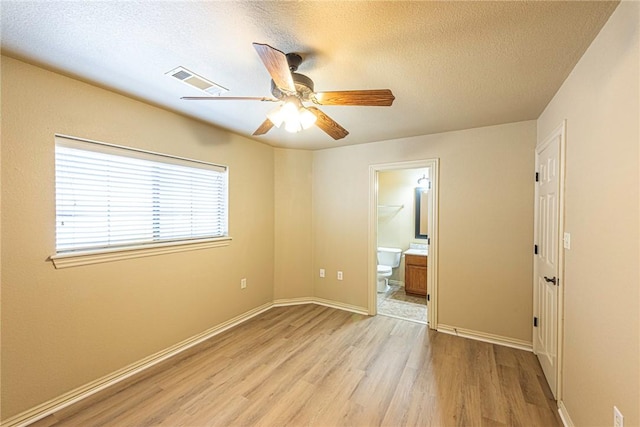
[533,128,562,398]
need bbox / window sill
[49,237,232,269]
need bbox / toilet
[377,247,402,293]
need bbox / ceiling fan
[181,43,395,140]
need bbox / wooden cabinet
[404,254,427,297]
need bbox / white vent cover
[166,66,228,96]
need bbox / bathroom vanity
[404,251,427,297]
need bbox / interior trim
[273,297,368,316]
[532,119,567,401]
[557,400,574,427]
[49,237,232,269]
[0,301,271,427]
[1,300,366,427]
[437,324,533,352]
[368,159,439,328]
[2,301,531,427]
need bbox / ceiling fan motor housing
[271,72,315,101]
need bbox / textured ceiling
[1,1,618,150]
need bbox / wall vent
[166,66,228,96]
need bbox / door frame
[368,159,439,328]
[533,120,566,400]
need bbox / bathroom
[376,167,431,323]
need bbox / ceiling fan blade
[253,118,275,136]
[314,89,395,106]
[307,107,349,140]
[252,42,296,93]
[181,96,278,102]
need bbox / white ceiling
[1,1,618,150]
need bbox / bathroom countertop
[404,249,428,256]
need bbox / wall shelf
[377,204,404,209]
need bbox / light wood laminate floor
[32,305,561,427]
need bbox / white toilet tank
[377,247,402,267]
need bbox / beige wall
[1,56,275,419]
[312,121,537,341]
[274,148,313,300]
[537,1,639,425]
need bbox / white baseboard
[1,302,273,427]
[272,296,315,306]
[437,324,532,351]
[558,400,574,427]
[388,279,404,286]
[274,297,368,316]
[3,299,368,427]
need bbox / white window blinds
[55,136,228,253]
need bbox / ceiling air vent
[166,66,228,96]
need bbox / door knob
[543,276,557,285]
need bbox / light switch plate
[563,232,571,249]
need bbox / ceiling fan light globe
[266,106,285,128]
[299,108,317,129]
[284,119,302,133]
[281,101,299,123]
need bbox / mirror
[414,187,429,239]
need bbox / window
[52,135,229,267]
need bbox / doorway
[533,121,566,400]
[368,159,439,328]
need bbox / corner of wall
[273,148,314,300]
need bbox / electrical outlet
[337,271,343,280]
[563,232,571,249]
[319,269,325,278]
[614,406,623,427]
[240,278,247,289]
